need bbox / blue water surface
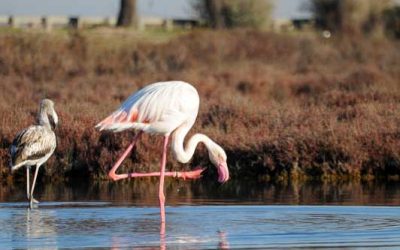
[1,202,400,249]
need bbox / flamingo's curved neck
[171,124,214,163]
[38,109,51,130]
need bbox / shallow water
[1,181,400,249]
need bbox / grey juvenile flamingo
[10,99,58,207]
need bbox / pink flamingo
[96,81,229,225]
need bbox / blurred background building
[0,0,312,31]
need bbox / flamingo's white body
[96,81,229,227]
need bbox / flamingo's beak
[217,161,229,183]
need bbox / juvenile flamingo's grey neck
[38,109,51,130]
[171,124,214,164]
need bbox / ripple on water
[0,203,399,249]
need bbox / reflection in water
[1,179,400,205]
[8,208,57,249]
[110,228,229,250]
[160,229,166,250]
[218,231,229,249]
[25,209,57,244]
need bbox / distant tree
[309,0,340,32]
[383,6,400,38]
[117,0,138,27]
[309,0,392,35]
[203,0,226,29]
[197,0,273,29]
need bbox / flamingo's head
[208,143,229,183]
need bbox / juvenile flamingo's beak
[217,162,229,183]
[49,110,58,129]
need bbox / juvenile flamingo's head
[39,99,58,130]
[208,143,229,183]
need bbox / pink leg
[128,168,205,179]
[159,135,169,224]
[108,132,142,181]
[108,132,205,182]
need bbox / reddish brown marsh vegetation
[0,30,399,183]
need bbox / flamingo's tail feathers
[95,116,112,130]
[96,109,140,131]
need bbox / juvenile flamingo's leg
[29,164,40,207]
[26,166,30,200]
[159,135,169,224]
